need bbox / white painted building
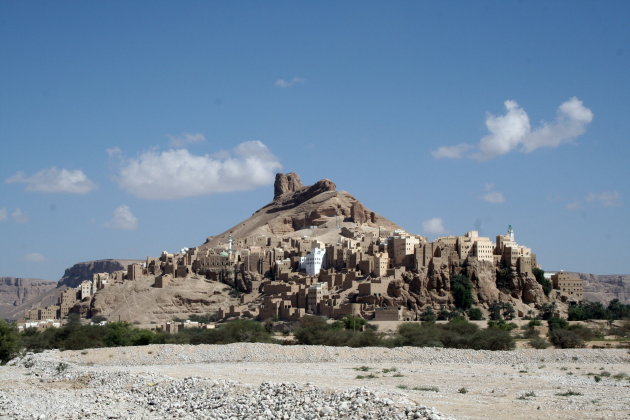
[300,247,326,276]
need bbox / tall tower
[507,225,515,242]
[228,234,233,257]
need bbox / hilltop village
[23,223,583,327]
[20,173,584,328]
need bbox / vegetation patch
[413,386,439,392]
[555,390,582,397]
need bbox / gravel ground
[1,344,628,419]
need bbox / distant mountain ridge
[58,259,143,288]
[579,273,629,304]
[0,277,59,321]
[1,259,142,320]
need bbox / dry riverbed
[1,344,628,419]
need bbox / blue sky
[1,1,628,280]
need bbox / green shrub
[469,328,515,350]
[293,316,381,347]
[568,301,607,321]
[294,316,335,345]
[521,326,539,339]
[467,307,484,321]
[0,320,21,364]
[529,336,550,349]
[568,299,630,321]
[568,324,597,341]
[532,268,551,296]
[420,307,437,323]
[488,302,515,321]
[200,319,274,344]
[607,299,630,320]
[451,275,473,310]
[396,323,444,347]
[339,315,368,331]
[539,303,557,320]
[103,322,142,347]
[395,319,514,351]
[496,262,515,292]
[549,329,585,348]
[487,319,517,331]
[489,302,503,321]
[547,317,569,331]
[437,308,450,321]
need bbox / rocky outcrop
[87,274,240,323]
[58,259,142,288]
[196,267,263,294]
[0,277,59,320]
[353,259,551,318]
[274,172,304,199]
[203,173,400,248]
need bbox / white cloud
[115,141,282,199]
[432,97,593,160]
[106,147,122,157]
[105,205,138,230]
[586,191,620,207]
[483,191,505,204]
[5,167,97,193]
[422,217,446,235]
[481,183,505,204]
[167,132,206,147]
[566,191,620,209]
[12,208,28,223]
[431,144,472,159]
[274,77,305,88]
[23,252,46,262]
[0,208,6,221]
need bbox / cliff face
[0,277,59,320]
[58,259,142,288]
[355,259,550,317]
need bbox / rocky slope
[83,273,240,323]
[202,172,401,247]
[0,277,59,320]
[58,259,142,288]
[356,259,549,317]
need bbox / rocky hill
[58,259,142,288]
[81,274,239,324]
[202,172,401,248]
[0,277,59,320]
[13,173,624,323]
